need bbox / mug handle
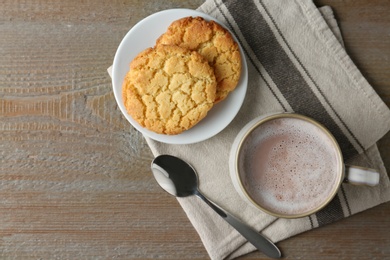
[345,165,380,186]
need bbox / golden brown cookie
[156,16,241,103]
[122,44,217,135]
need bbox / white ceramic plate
[112,8,248,144]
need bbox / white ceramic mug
[229,113,379,219]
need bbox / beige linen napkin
[109,0,390,259]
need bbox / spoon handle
[195,191,281,259]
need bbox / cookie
[156,16,241,103]
[122,44,217,135]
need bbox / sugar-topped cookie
[156,16,241,103]
[122,44,216,135]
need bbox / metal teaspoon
[151,154,282,259]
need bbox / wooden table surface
[1,0,389,259]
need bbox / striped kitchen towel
[143,0,390,259]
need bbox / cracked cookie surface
[122,44,216,135]
[156,16,241,103]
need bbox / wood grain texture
[0,0,389,259]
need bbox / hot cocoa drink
[238,116,341,216]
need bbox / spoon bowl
[152,154,198,197]
[151,154,282,259]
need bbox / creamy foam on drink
[239,117,341,216]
